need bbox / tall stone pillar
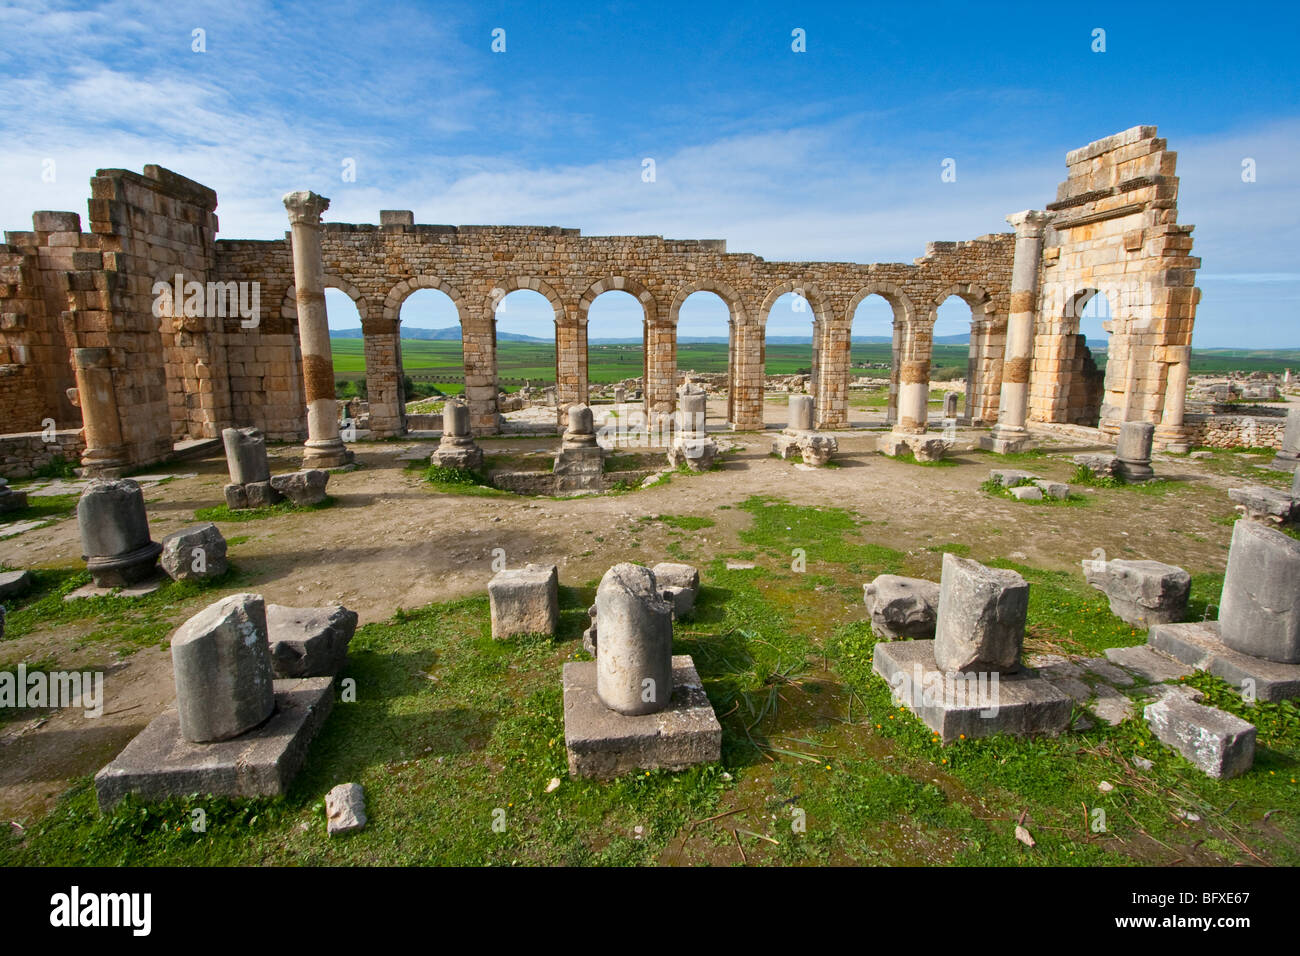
[71,347,128,476]
[361,316,404,438]
[893,324,933,436]
[283,190,352,468]
[983,210,1050,453]
[1155,345,1191,452]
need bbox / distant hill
[331,326,545,343]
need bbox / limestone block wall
[0,212,103,431]
[1033,126,1200,444]
[1183,413,1285,449]
[0,428,84,479]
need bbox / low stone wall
[488,468,656,496]
[1184,413,1286,449]
[0,428,84,479]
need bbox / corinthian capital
[283,190,331,226]
[1005,209,1052,239]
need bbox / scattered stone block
[172,593,276,743]
[1080,657,1135,687]
[269,469,329,506]
[863,574,939,639]
[77,479,162,587]
[582,602,598,656]
[1009,485,1043,501]
[1088,684,1134,726]
[652,562,700,618]
[1149,621,1300,702]
[933,553,1028,674]
[489,563,559,640]
[223,483,249,510]
[160,523,228,582]
[1032,479,1070,499]
[1081,558,1190,627]
[0,480,28,514]
[266,603,358,678]
[1189,450,1214,460]
[1073,453,1118,478]
[244,480,281,508]
[988,469,1036,487]
[877,434,909,457]
[872,640,1071,744]
[93,677,334,811]
[1103,644,1194,683]
[907,436,947,462]
[1143,695,1256,779]
[325,782,367,836]
[595,563,673,714]
[0,569,33,600]
[563,656,721,777]
[1228,485,1297,525]
[1218,520,1300,663]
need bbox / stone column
[283,190,352,468]
[984,210,1050,453]
[893,324,932,436]
[71,347,128,476]
[1155,345,1191,452]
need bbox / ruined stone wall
[0,428,84,479]
[0,212,103,431]
[212,225,1013,435]
[1183,413,1286,450]
[1033,127,1200,444]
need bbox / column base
[302,441,354,470]
[1154,424,1190,455]
[979,436,1029,455]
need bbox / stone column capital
[282,190,331,227]
[1005,209,1052,239]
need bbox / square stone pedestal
[94,677,335,810]
[1148,621,1300,702]
[872,640,1072,743]
[979,435,1029,454]
[563,655,721,778]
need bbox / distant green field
[331,338,1300,390]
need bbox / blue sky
[3,0,1298,345]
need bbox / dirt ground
[0,394,1270,824]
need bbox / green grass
[6,495,1296,867]
[0,565,243,658]
[0,493,79,528]
[652,514,715,531]
[195,496,337,522]
[880,448,958,467]
[421,464,509,497]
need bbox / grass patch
[0,493,80,527]
[653,514,716,531]
[195,496,338,522]
[881,449,958,468]
[981,477,1087,506]
[0,564,243,655]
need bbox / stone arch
[491,276,567,324]
[281,275,372,323]
[846,281,916,328]
[757,279,832,330]
[667,278,747,327]
[577,276,656,324]
[382,275,467,323]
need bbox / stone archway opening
[933,295,973,424]
[676,290,733,427]
[397,286,462,422]
[1063,288,1111,426]
[495,287,558,411]
[586,289,648,439]
[323,287,365,436]
[849,294,896,427]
